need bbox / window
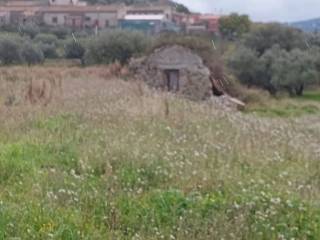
[52,17,58,23]
[164,70,180,92]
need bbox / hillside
[84,0,159,4]
[290,18,320,32]
[84,0,190,13]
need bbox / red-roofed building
[183,13,221,34]
[199,14,220,33]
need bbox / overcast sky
[175,0,320,22]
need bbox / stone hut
[130,45,221,101]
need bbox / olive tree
[84,30,149,65]
[244,23,305,56]
[229,44,319,96]
[20,23,40,39]
[228,45,260,86]
[219,13,251,40]
[271,48,318,96]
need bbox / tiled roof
[199,14,221,20]
[0,5,120,13]
[41,5,119,13]
[0,2,174,15]
[5,1,46,7]
[0,6,42,12]
[126,5,172,11]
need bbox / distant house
[0,8,42,25]
[120,14,179,34]
[0,0,44,25]
[0,0,221,34]
[41,5,119,29]
[184,14,220,34]
[120,14,165,34]
[6,1,45,7]
[199,14,220,33]
[124,4,175,21]
[48,0,87,6]
[119,3,181,34]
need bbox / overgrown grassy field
[0,67,320,239]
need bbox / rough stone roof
[147,45,204,69]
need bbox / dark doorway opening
[164,69,179,92]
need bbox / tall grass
[0,66,320,239]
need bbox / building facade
[41,6,119,28]
[183,13,220,34]
[0,0,221,34]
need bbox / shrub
[34,33,58,45]
[50,26,71,39]
[84,30,149,65]
[38,43,58,59]
[21,43,44,65]
[64,40,85,60]
[34,33,59,58]
[0,36,22,65]
[0,24,18,32]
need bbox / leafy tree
[311,46,320,74]
[306,32,320,48]
[257,45,285,94]
[219,13,251,40]
[228,45,260,86]
[19,23,40,39]
[34,33,58,45]
[21,43,44,65]
[83,0,160,5]
[175,3,190,14]
[229,44,318,96]
[244,23,305,56]
[84,30,149,65]
[270,48,318,96]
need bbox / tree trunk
[285,87,295,97]
[295,84,304,96]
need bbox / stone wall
[130,45,213,101]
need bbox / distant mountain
[289,18,320,32]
